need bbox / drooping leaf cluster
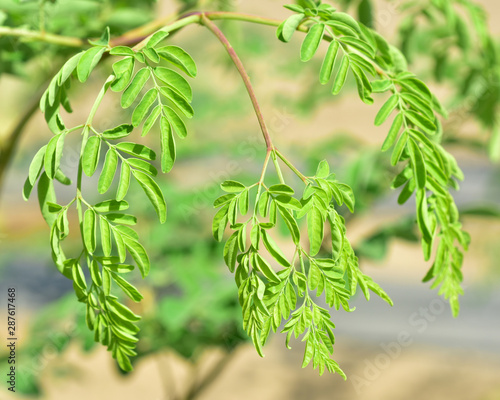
[23,27,197,371]
[213,158,392,377]
[277,1,469,316]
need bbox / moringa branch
[200,13,274,151]
[0,26,84,47]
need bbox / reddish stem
[200,14,273,151]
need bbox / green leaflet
[259,191,270,217]
[408,129,435,152]
[239,189,249,215]
[159,86,194,118]
[274,195,302,210]
[283,4,304,13]
[54,169,71,186]
[416,189,432,242]
[358,0,373,27]
[127,158,158,176]
[37,172,57,226]
[86,304,96,330]
[262,231,290,267]
[121,68,151,109]
[302,337,314,368]
[116,142,156,160]
[82,136,101,177]
[401,92,434,120]
[111,57,135,92]
[132,170,167,223]
[44,132,66,179]
[224,233,239,272]
[107,298,141,322]
[350,64,373,105]
[372,79,392,93]
[280,13,305,42]
[154,67,193,101]
[250,224,260,249]
[332,56,349,95]
[214,193,236,208]
[381,113,403,152]
[116,348,133,372]
[107,263,135,274]
[163,106,187,139]
[134,52,146,63]
[72,262,87,290]
[111,272,143,302]
[116,162,131,201]
[328,12,362,35]
[110,46,135,56]
[308,206,324,256]
[254,253,280,282]
[102,267,111,296]
[160,116,176,173]
[390,130,408,166]
[348,53,376,76]
[90,260,102,286]
[83,208,97,253]
[375,94,399,126]
[122,236,150,278]
[391,167,413,189]
[157,45,197,77]
[221,180,246,193]
[330,216,344,261]
[337,183,355,212]
[315,160,330,178]
[147,31,169,48]
[408,139,427,189]
[89,27,110,46]
[142,105,161,137]
[320,41,340,85]
[111,228,127,263]
[341,36,375,58]
[132,88,158,127]
[77,46,106,83]
[28,145,47,185]
[405,111,436,134]
[268,184,294,195]
[59,52,83,85]
[143,47,160,63]
[237,224,246,251]
[212,204,229,242]
[301,23,325,62]
[397,179,415,205]
[47,202,62,213]
[102,124,134,140]
[94,200,129,212]
[98,149,118,194]
[100,218,112,257]
[278,206,300,244]
[397,77,432,102]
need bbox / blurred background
[0,0,499,399]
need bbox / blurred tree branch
[0,87,44,197]
[0,26,84,47]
